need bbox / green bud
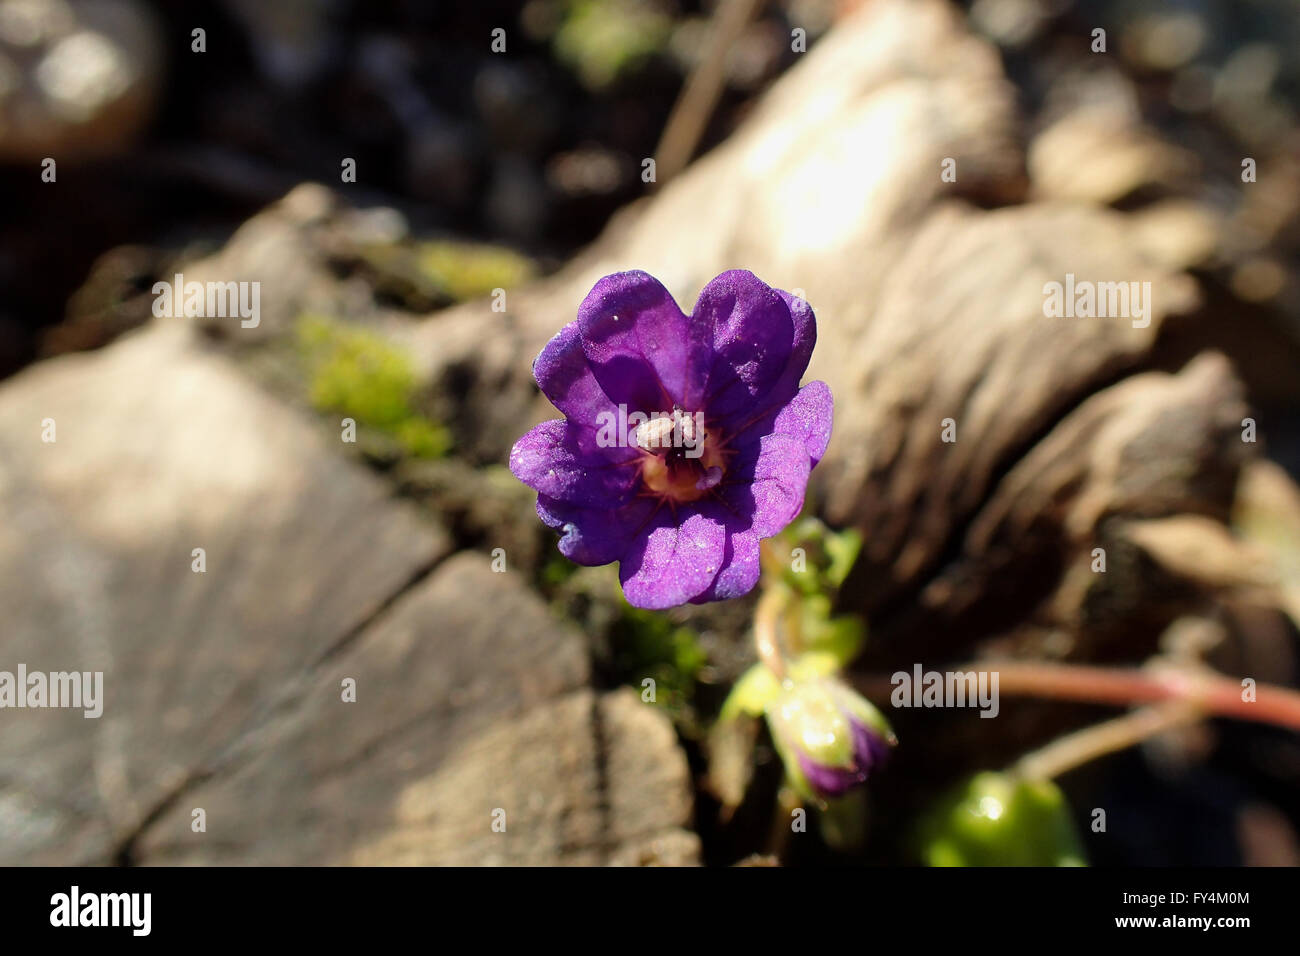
[919,771,1087,867]
[764,675,896,804]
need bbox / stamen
[635,414,677,452]
[636,411,729,503]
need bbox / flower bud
[918,772,1086,867]
[764,675,895,802]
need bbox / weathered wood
[0,328,697,865]
[130,556,696,866]
[0,325,447,862]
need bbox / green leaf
[823,527,862,588]
[720,661,783,721]
[799,593,865,666]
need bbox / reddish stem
[858,662,1300,732]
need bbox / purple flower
[765,676,896,803]
[509,269,832,609]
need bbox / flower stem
[854,661,1300,732]
[987,661,1300,732]
[654,0,763,184]
[753,587,789,681]
[1011,701,1202,781]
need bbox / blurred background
[1,0,1299,867]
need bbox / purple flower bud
[765,676,896,802]
[510,270,833,609]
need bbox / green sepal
[719,651,842,721]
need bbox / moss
[539,550,582,592]
[296,314,450,459]
[414,240,536,303]
[346,240,536,309]
[543,561,706,727]
[554,0,672,90]
[354,243,449,311]
[611,603,707,720]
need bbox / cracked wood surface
[0,327,698,865]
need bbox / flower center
[634,408,727,503]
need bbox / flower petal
[770,288,817,403]
[578,270,711,416]
[536,493,659,566]
[797,752,870,799]
[720,432,812,538]
[694,270,794,420]
[618,507,727,609]
[729,380,833,466]
[688,521,761,604]
[532,319,615,424]
[509,419,639,506]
